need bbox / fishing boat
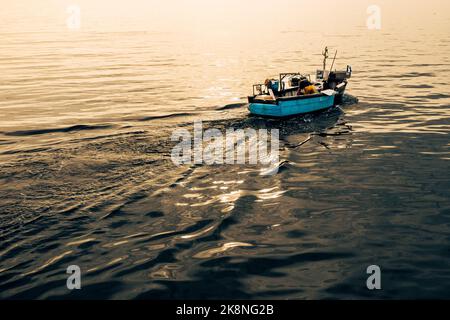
[248,47,352,118]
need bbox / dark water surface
[1,2,450,299]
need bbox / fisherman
[264,78,279,100]
[297,80,318,95]
[324,72,337,90]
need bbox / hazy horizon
[1,0,449,34]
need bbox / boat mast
[329,50,338,73]
[322,47,329,73]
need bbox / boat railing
[252,84,269,96]
[279,73,311,91]
[252,72,314,96]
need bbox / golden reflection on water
[1,0,449,135]
[66,237,96,246]
[193,242,254,259]
[175,172,287,213]
[23,250,73,276]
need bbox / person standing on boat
[297,80,318,95]
[324,72,337,90]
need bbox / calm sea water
[0,1,449,299]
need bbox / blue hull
[248,94,335,118]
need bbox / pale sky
[1,0,449,34]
